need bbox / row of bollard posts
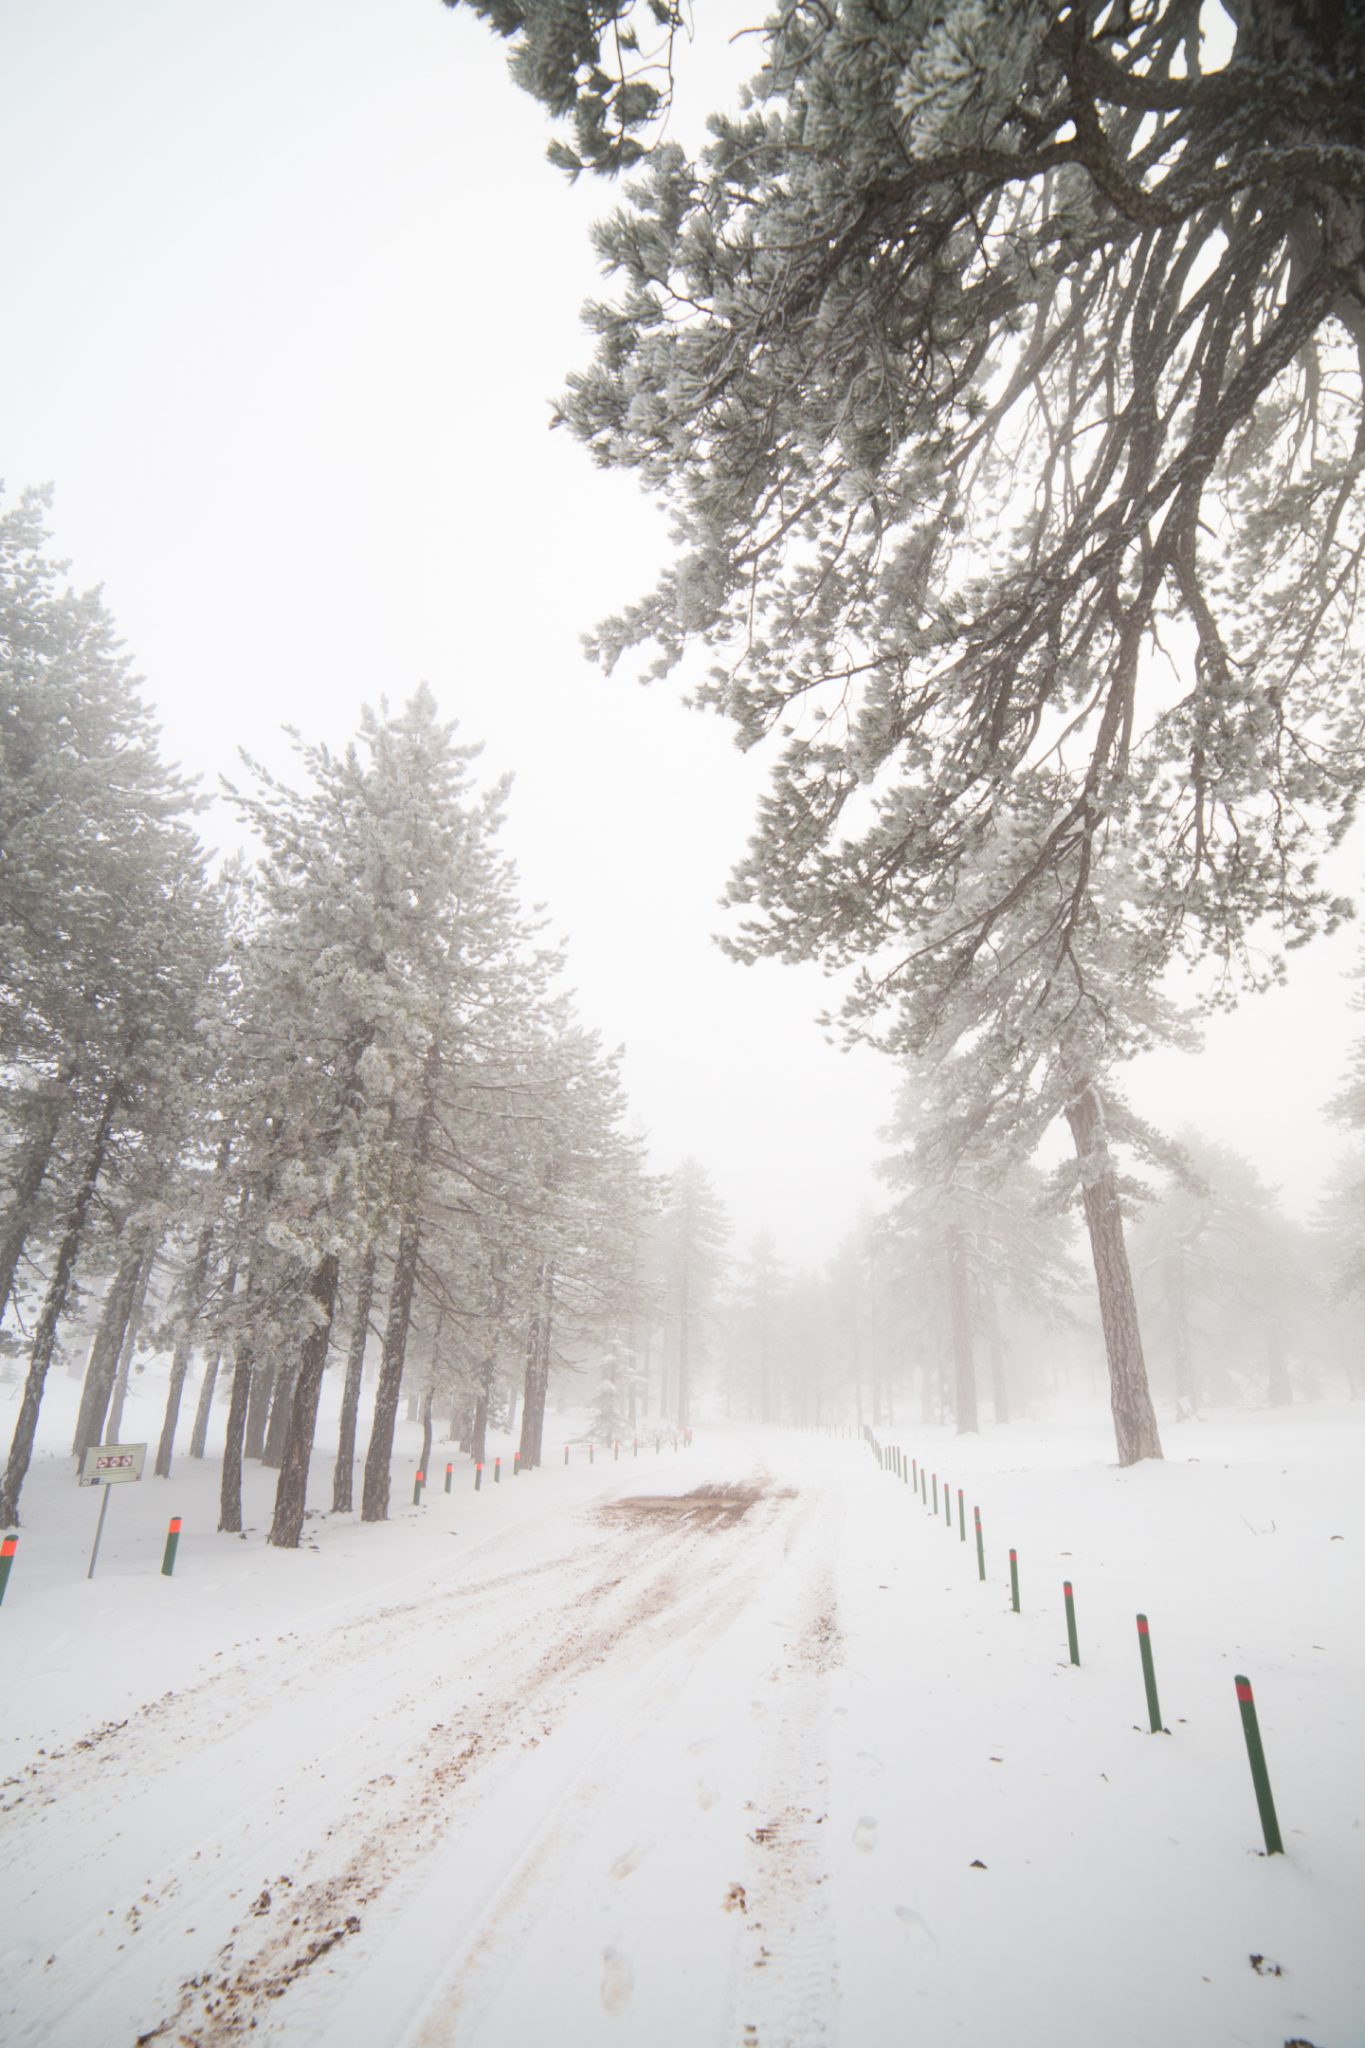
[867,1427,1286,1858]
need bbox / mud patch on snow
[600,1483,794,1532]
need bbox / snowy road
[4,1416,1363,2047]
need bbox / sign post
[78,1443,147,1580]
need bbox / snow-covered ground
[1,1371,1361,2047]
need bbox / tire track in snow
[2,1514,684,2048]
[724,1491,843,2048]
[120,1487,802,2046]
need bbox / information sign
[79,1443,147,1487]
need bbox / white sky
[2,0,1359,1263]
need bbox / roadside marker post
[1009,1548,1020,1613]
[974,1506,985,1580]
[1064,1581,1079,1665]
[1136,1615,1163,1731]
[161,1517,182,1577]
[932,1474,939,1515]
[589,1442,595,1465]
[944,1485,952,1529]
[513,1451,521,1477]
[413,1471,425,1506]
[958,1488,966,1541]
[0,1534,15,1605]
[444,1462,453,1494]
[474,1462,483,1491]
[1235,1675,1283,1854]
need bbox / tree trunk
[471,1380,489,1465]
[156,1140,230,1477]
[1064,1081,1163,1466]
[1265,1320,1292,1406]
[269,1252,341,1549]
[219,1336,254,1534]
[983,1282,1011,1425]
[0,1081,67,1327]
[946,1223,979,1434]
[71,1247,143,1459]
[244,1355,275,1461]
[105,1240,157,1444]
[0,1088,119,1526]
[1167,1250,1197,1418]
[517,1264,553,1470]
[419,1385,434,1482]
[332,1244,376,1513]
[155,1215,219,1477]
[361,1207,423,1523]
[261,1356,297,1470]
[189,1342,223,1458]
[677,1260,691,1428]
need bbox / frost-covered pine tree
[458,0,1363,1464]
[0,492,219,1524]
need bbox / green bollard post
[974,1505,985,1581]
[513,1450,521,1476]
[1136,1614,1163,1731]
[0,1534,16,1605]
[920,1469,927,1505]
[1009,1548,1020,1612]
[413,1471,424,1505]
[1064,1580,1079,1665]
[945,1484,952,1529]
[1235,1675,1283,1854]
[161,1517,181,1577]
[474,1461,483,1491]
[932,1474,939,1514]
[445,1462,453,1494]
[912,1457,918,1489]
[958,1488,966,1541]
[493,1456,501,1484]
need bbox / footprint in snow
[894,1904,941,1957]
[601,1945,634,2015]
[609,1841,652,1880]
[853,1814,879,1852]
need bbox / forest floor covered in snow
[1,1377,1362,2047]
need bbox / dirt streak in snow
[127,1484,799,2046]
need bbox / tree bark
[1065,1081,1163,1466]
[361,1208,423,1523]
[332,1244,376,1513]
[0,1088,119,1526]
[219,1336,254,1534]
[946,1223,980,1434]
[269,1252,341,1548]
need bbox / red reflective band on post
[1236,1679,1253,1703]
[1064,1580,1072,1594]
[1,1538,15,1558]
[1137,1616,1150,1634]
[169,1518,181,1534]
